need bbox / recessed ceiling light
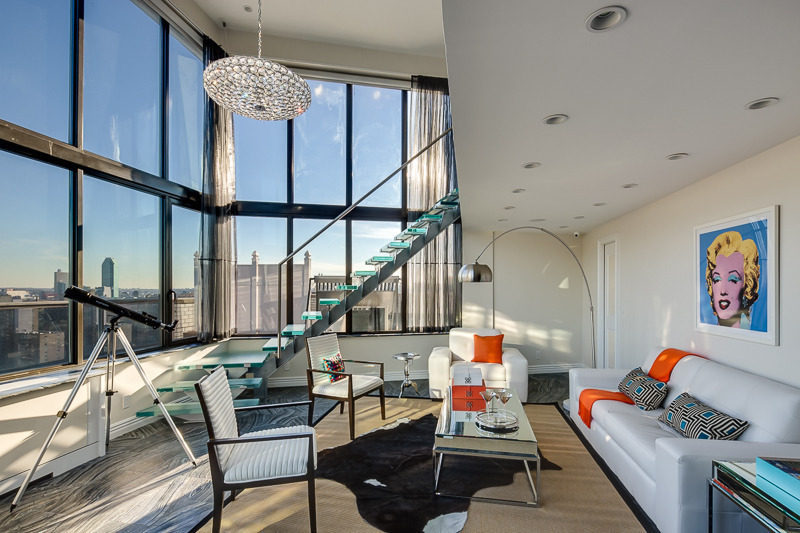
[559,225,569,229]
[746,97,780,110]
[622,183,638,189]
[593,202,606,207]
[666,152,689,160]
[543,114,569,125]
[530,218,546,222]
[497,218,508,222]
[512,188,526,193]
[586,5,628,32]
[522,162,541,169]
[574,215,585,220]
[504,206,516,210]
[244,5,253,12]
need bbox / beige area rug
[197,397,644,532]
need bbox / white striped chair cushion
[197,367,239,467]
[223,425,317,483]
[312,374,383,398]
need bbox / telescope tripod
[10,318,197,511]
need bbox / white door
[597,239,618,368]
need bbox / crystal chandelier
[203,0,311,121]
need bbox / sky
[1,2,406,292]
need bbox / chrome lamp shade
[458,262,493,282]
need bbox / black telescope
[64,286,177,331]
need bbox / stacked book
[756,457,800,513]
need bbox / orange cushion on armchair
[473,334,504,364]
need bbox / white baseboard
[528,363,584,374]
[0,444,100,497]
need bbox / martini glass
[496,388,513,412]
[479,389,497,417]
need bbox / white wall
[581,135,800,386]
[462,228,588,372]
[269,333,449,386]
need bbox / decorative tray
[475,409,519,433]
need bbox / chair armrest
[654,438,800,533]
[428,346,452,399]
[308,368,352,379]
[235,400,312,413]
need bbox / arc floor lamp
[458,226,597,368]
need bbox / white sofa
[428,327,529,402]
[569,352,800,533]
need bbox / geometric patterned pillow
[618,367,668,411]
[658,392,749,440]
[322,353,346,382]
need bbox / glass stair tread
[157,378,262,392]
[301,311,323,320]
[136,398,259,417]
[352,270,376,277]
[318,298,341,305]
[420,213,443,220]
[262,337,291,352]
[281,324,305,336]
[370,256,394,262]
[335,284,359,290]
[386,241,410,248]
[175,352,270,370]
[398,228,427,239]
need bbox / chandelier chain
[257,0,262,58]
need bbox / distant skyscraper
[101,257,118,298]
[53,269,68,299]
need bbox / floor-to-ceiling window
[0,0,203,377]
[233,81,413,334]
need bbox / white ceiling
[191,1,800,234]
[443,0,800,232]
[191,0,445,57]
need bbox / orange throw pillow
[473,334,504,364]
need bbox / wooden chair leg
[212,487,223,533]
[339,401,344,414]
[308,477,317,533]
[308,397,315,426]
[348,398,356,440]
[379,384,386,420]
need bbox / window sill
[0,343,202,401]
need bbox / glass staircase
[260,189,460,364]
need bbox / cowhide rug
[316,414,560,533]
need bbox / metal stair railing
[274,127,453,351]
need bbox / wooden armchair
[305,333,385,440]
[195,366,317,532]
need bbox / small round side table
[393,352,420,398]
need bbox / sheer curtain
[406,76,461,331]
[198,38,236,342]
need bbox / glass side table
[710,460,800,532]
[392,352,420,398]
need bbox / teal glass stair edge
[175,352,270,370]
[301,311,323,320]
[370,255,394,262]
[335,284,359,290]
[281,324,305,336]
[136,398,259,417]
[262,337,291,352]
[387,241,411,248]
[352,270,376,277]
[420,213,443,220]
[157,378,262,393]
[318,298,340,305]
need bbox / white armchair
[428,327,529,402]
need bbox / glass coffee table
[433,387,540,506]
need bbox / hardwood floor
[0,374,569,532]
